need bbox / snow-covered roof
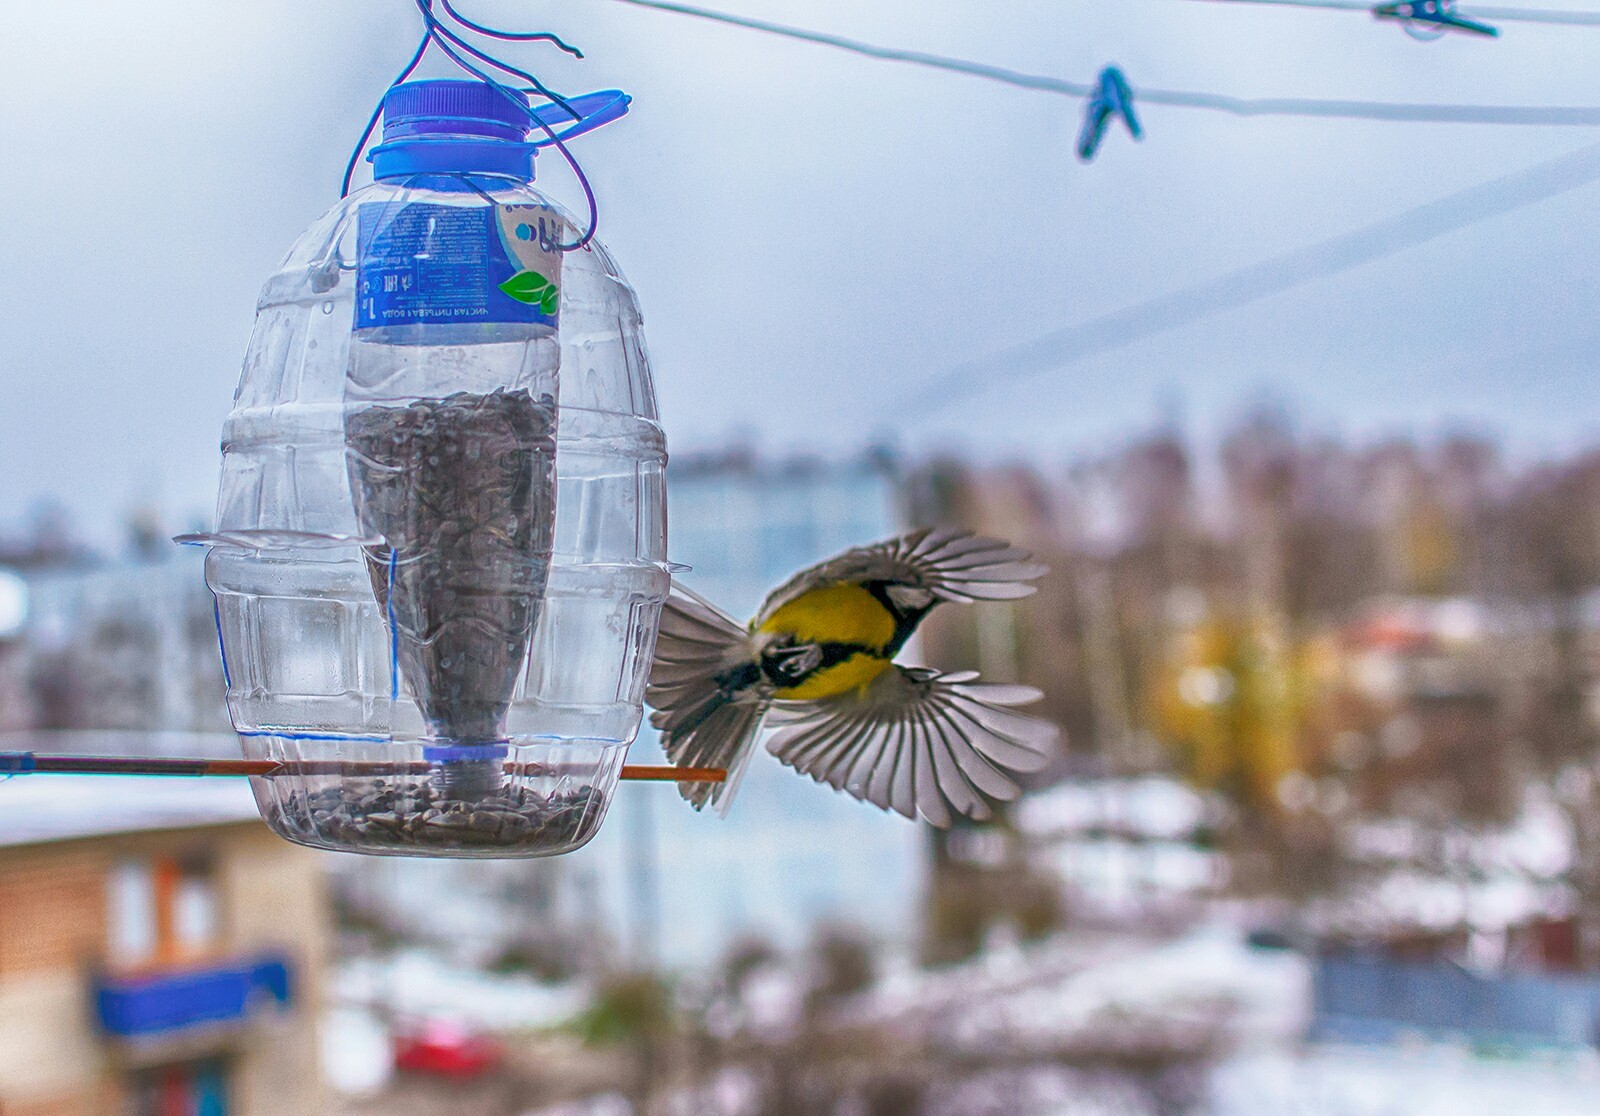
[0,774,260,849]
[0,732,260,848]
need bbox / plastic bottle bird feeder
[183,81,668,857]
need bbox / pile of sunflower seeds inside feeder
[286,780,603,851]
[345,388,557,749]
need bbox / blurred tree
[0,498,93,570]
[804,924,876,1011]
[922,821,1065,964]
[1497,453,1600,963]
[858,1078,922,1116]
[570,972,674,1048]
[912,418,1596,963]
[570,971,676,1116]
[720,935,782,1000]
[1149,613,1305,823]
[1500,455,1600,769]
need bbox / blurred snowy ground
[332,925,1600,1116]
[1213,1045,1600,1116]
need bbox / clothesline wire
[1173,0,1600,28]
[897,139,1600,421]
[608,0,1600,124]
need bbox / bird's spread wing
[764,666,1059,827]
[755,527,1046,624]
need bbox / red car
[393,1021,504,1079]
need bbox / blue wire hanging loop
[341,0,618,251]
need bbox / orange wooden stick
[16,754,727,784]
[620,765,726,783]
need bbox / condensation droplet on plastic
[321,301,335,315]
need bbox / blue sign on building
[96,955,293,1039]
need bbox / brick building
[0,773,329,1116]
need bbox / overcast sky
[2,0,1598,542]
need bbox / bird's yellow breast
[757,583,896,650]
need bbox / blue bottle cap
[381,79,533,144]
[370,79,536,181]
[368,80,631,182]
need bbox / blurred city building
[0,540,329,1116]
[0,773,328,1116]
[5,548,227,735]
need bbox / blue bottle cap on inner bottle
[370,79,538,181]
[382,80,533,143]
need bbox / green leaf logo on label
[499,269,559,310]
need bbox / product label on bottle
[355,202,565,330]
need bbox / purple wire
[339,0,604,251]
[439,0,583,56]
[523,113,602,252]
[418,4,582,123]
[426,35,601,250]
[410,1,600,249]
[413,7,598,247]
[341,32,431,197]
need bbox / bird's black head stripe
[863,580,933,657]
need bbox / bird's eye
[766,645,821,682]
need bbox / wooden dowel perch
[3,753,725,784]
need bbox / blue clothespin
[1078,66,1142,163]
[0,752,36,780]
[1372,0,1498,38]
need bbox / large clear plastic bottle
[192,81,668,857]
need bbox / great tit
[646,528,1060,826]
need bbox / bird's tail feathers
[661,700,768,813]
[646,583,766,813]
